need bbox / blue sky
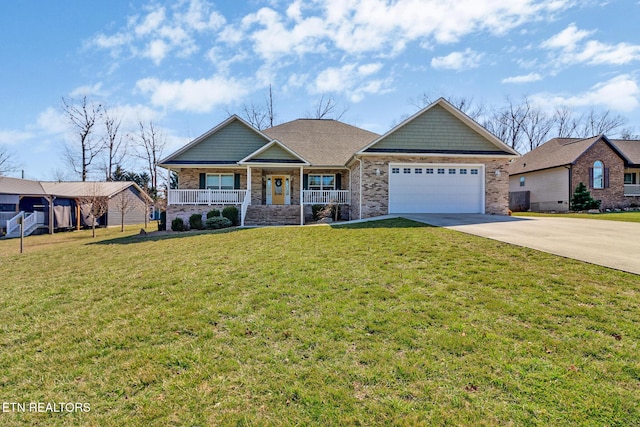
[1,0,640,180]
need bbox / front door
[271,175,286,205]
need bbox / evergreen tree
[570,182,601,211]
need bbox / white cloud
[135,8,166,36]
[36,108,69,135]
[310,62,389,102]
[136,75,250,112]
[502,72,543,84]
[145,39,169,64]
[0,130,34,145]
[542,23,640,67]
[431,48,484,71]
[69,82,108,98]
[531,75,640,113]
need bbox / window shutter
[588,168,593,189]
[234,173,241,189]
[604,168,609,188]
[335,174,341,190]
[303,174,308,190]
[199,173,206,189]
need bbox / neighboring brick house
[508,135,640,211]
[159,98,519,226]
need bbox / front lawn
[513,210,640,223]
[1,220,639,426]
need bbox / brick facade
[570,139,627,209]
[355,155,511,218]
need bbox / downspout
[357,157,363,220]
[567,165,572,209]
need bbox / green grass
[513,210,640,223]
[1,221,639,426]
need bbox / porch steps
[244,205,301,226]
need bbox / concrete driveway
[399,213,640,275]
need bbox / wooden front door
[271,175,285,205]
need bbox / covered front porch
[166,166,350,226]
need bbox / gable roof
[0,176,47,196]
[239,139,309,165]
[358,98,520,157]
[508,135,637,175]
[0,177,152,202]
[262,119,379,166]
[158,115,272,167]
[610,139,640,165]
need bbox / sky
[1,0,640,181]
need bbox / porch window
[206,173,234,190]
[308,174,335,190]
[0,203,17,212]
[592,161,604,189]
[624,173,637,184]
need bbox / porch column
[247,167,252,205]
[300,166,304,225]
[48,196,54,234]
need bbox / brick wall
[570,139,626,209]
[357,155,511,218]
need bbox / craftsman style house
[159,98,520,226]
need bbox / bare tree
[112,188,138,232]
[307,95,348,120]
[484,96,531,152]
[79,183,109,238]
[575,108,626,137]
[62,96,103,181]
[0,146,19,176]
[414,92,486,120]
[101,106,126,181]
[132,119,166,199]
[522,100,555,151]
[227,84,277,130]
[553,106,579,138]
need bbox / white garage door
[388,164,484,213]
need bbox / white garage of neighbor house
[161,98,519,226]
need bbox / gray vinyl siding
[106,189,148,227]
[368,104,499,152]
[252,144,299,161]
[173,120,269,162]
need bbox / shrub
[570,182,601,211]
[205,216,232,229]
[311,204,324,221]
[189,213,204,230]
[171,217,185,232]
[207,209,221,218]
[222,205,239,226]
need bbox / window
[593,161,604,189]
[391,168,400,174]
[520,176,525,187]
[415,168,422,174]
[448,168,456,174]
[437,168,445,174]
[0,203,16,212]
[403,168,411,174]
[206,173,234,190]
[426,168,434,174]
[624,173,637,185]
[460,169,467,175]
[470,169,479,175]
[308,174,335,190]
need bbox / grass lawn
[513,210,640,223]
[1,220,639,426]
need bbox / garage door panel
[389,164,484,214]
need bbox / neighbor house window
[624,173,637,184]
[593,161,604,189]
[520,176,525,187]
[206,173,234,190]
[0,203,16,212]
[308,174,335,190]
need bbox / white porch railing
[168,189,248,205]
[240,191,250,227]
[5,211,38,236]
[624,184,640,196]
[302,190,350,205]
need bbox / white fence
[168,189,247,205]
[302,190,350,205]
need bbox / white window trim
[308,174,336,190]
[206,173,234,190]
